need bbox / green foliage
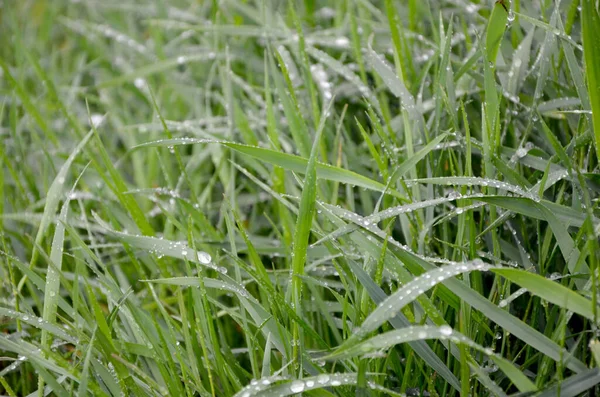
[1,0,599,396]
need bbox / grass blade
[581,0,600,160]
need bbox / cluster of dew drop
[316,195,466,244]
[503,219,535,267]
[66,191,96,201]
[306,46,379,110]
[0,311,80,375]
[287,374,354,395]
[276,45,302,89]
[237,375,284,397]
[135,117,228,135]
[355,325,495,359]
[89,23,152,56]
[175,52,217,67]
[0,354,28,375]
[455,177,542,202]
[236,374,356,396]
[310,63,333,101]
[357,259,491,339]
[207,279,252,300]
[120,230,226,274]
[309,35,350,49]
[320,200,486,268]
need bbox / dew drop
[440,325,453,336]
[507,10,515,22]
[290,380,305,393]
[197,251,211,264]
[317,374,330,384]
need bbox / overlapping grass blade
[581,0,600,160]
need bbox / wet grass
[1,0,600,395]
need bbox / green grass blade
[538,368,600,397]
[486,1,509,64]
[291,99,332,371]
[492,268,594,319]
[29,130,93,267]
[348,260,491,342]
[581,0,600,161]
[134,138,403,197]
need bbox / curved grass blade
[467,361,508,397]
[326,206,587,372]
[348,260,492,342]
[345,258,461,390]
[538,368,600,397]
[489,356,537,393]
[92,213,222,272]
[133,138,403,197]
[233,373,358,397]
[29,130,93,267]
[313,193,484,247]
[0,308,75,348]
[385,133,449,186]
[307,46,382,115]
[492,268,595,320]
[366,42,422,131]
[478,196,597,229]
[325,325,483,360]
[325,323,535,392]
[143,277,253,300]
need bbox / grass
[1,0,599,395]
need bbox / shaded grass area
[1,0,600,395]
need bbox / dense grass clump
[1,0,600,395]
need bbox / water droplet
[134,77,147,89]
[290,380,305,393]
[90,114,103,128]
[440,325,453,336]
[197,252,211,264]
[317,374,330,384]
[334,37,349,47]
[507,10,515,22]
